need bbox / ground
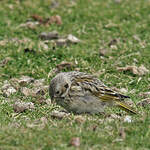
[0,0,150,149]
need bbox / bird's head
[49,72,71,101]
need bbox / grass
[0,0,150,149]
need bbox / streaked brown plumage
[49,71,137,114]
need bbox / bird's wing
[71,72,137,114]
[71,72,128,100]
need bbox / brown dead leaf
[69,137,80,147]
[31,14,43,23]
[13,101,35,113]
[117,65,149,76]
[56,61,75,71]
[48,15,62,25]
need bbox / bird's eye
[64,84,69,88]
[56,91,60,95]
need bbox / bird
[49,71,137,114]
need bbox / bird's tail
[115,100,137,114]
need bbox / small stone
[45,98,51,105]
[74,115,85,124]
[117,65,149,76]
[33,97,46,105]
[18,21,39,29]
[51,110,69,119]
[119,88,128,94]
[32,79,45,87]
[4,87,17,97]
[99,48,109,56]
[18,76,34,86]
[124,115,132,123]
[56,61,75,71]
[13,101,35,113]
[56,39,67,46]
[2,81,17,97]
[48,15,62,25]
[110,114,121,119]
[139,92,150,98]
[39,31,59,40]
[137,98,150,107]
[108,39,118,47]
[21,87,31,96]
[38,41,49,51]
[32,87,46,96]
[67,34,80,44]
[110,45,117,50]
